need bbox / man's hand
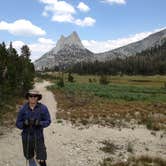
[34,119,41,127]
[23,119,30,127]
[29,118,35,127]
[23,119,41,127]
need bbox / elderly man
[16,90,51,166]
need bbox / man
[16,90,51,166]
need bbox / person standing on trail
[16,90,51,166]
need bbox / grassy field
[66,74,166,87]
[55,82,166,102]
[37,72,166,87]
[45,73,166,130]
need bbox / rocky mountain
[96,28,166,61]
[34,28,166,70]
[34,31,94,71]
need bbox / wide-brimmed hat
[25,90,42,100]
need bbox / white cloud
[29,39,56,61]
[11,41,25,55]
[41,0,75,14]
[38,37,56,44]
[52,14,74,23]
[39,0,95,26]
[75,17,96,27]
[101,0,126,5]
[11,38,56,62]
[0,19,46,36]
[40,0,75,23]
[42,11,49,17]
[12,41,25,48]
[77,2,90,12]
[29,42,56,60]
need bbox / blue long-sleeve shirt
[16,102,51,140]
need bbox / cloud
[11,38,56,62]
[101,0,126,5]
[75,17,96,27]
[40,0,75,23]
[52,14,74,23]
[41,0,75,14]
[39,0,95,26]
[38,37,56,44]
[12,41,25,48]
[0,19,46,36]
[29,42,56,60]
[77,2,90,12]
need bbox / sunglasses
[29,94,38,98]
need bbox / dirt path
[0,81,166,166]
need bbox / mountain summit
[51,31,84,54]
[34,31,94,70]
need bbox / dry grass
[52,88,166,129]
[64,74,166,88]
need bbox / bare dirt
[0,80,166,166]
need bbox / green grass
[63,74,166,87]
[51,82,166,102]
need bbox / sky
[0,0,166,62]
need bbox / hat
[25,90,42,100]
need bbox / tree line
[69,40,166,75]
[0,42,35,114]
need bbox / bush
[68,72,74,82]
[99,75,110,85]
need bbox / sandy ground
[0,80,166,166]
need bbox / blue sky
[0,0,166,61]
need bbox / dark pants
[22,134,47,160]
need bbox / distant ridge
[96,28,166,61]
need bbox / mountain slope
[96,28,166,61]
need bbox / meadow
[45,73,166,130]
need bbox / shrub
[89,78,92,83]
[99,75,110,85]
[68,72,74,82]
